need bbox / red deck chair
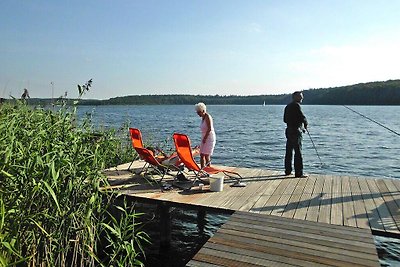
[172,133,246,187]
[129,128,144,149]
[128,128,145,171]
[128,128,195,174]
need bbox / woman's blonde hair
[194,102,206,113]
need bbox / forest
[12,79,400,106]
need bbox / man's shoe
[295,174,308,178]
[285,171,292,175]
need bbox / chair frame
[134,147,180,183]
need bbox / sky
[1,1,400,100]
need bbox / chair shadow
[105,169,167,193]
[176,173,297,194]
[174,179,217,195]
[225,173,303,184]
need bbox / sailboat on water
[262,101,266,106]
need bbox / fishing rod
[343,105,400,137]
[305,128,324,166]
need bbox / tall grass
[0,82,149,266]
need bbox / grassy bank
[0,94,149,266]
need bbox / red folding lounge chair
[128,128,166,170]
[128,128,146,171]
[129,128,144,150]
[172,133,246,187]
[128,128,194,174]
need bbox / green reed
[0,82,149,266]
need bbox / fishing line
[343,105,400,137]
[305,128,324,167]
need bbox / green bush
[0,84,148,266]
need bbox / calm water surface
[78,105,400,266]
[78,104,400,179]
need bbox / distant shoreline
[4,79,400,106]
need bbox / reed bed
[0,85,149,266]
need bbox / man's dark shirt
[284,101,307,129]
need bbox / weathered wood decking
[187,211,379,267]
[106,161,400,237]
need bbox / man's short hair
[292,91,302,99]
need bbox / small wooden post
[158,202,171,250]
[197,208,206,234]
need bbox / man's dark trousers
[285,128,303,177]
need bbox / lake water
[78,104,400,179]
[78,104,400,266]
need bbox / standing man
[284,91,308,178]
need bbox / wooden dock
[106,160,400,237]
[187,211,379,266]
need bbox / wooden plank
[189,187,225,207]
[239,167,265,179]
[191,211,379,267]
[216,225,375,259]
[390,178,400,192]
[330,175,343,226]
[192,248,284,267]
[257,169,284,180]
[318,175,333,224]
[249,179,282,213]
[365,179,398,232]
[349,176,370,229]
[231,211,377,251]
[293,176,317,220]
[341,176,358,227]
[358,178,386,231]
[305,175,325,222]
[202,242,316,267]
[201,239,324,267]
[375,179,400,231]
[382,179,400,232]
[210,229,378,267]
[382,179,400,208]
[210,185,247,208]
[238,178,276,211]
[223,170,264,210]
[270,177,301,217]
[281,176,308,218]
[233,211,377,243]
[199,185,244,209]
[190,173,243,208]
[186,260,221,267]
[259,178,292,215]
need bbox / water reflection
[130,201,231,267]
[375,236,400,267]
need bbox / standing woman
[195,102,216,168]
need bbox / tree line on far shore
[7,79,400,106]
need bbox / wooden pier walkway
[106,161,400,237]
[187,210,379,266]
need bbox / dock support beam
[197,208,206,234]
[158,202,171,251]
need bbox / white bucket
[209,175,224,192]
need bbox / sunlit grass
[0,81,149,266]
